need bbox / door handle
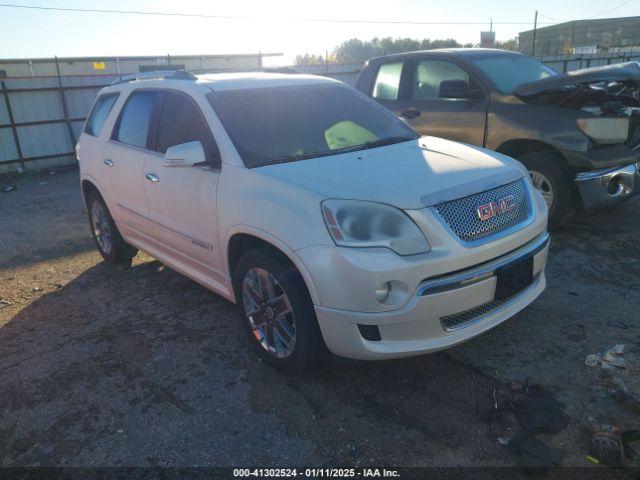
[103,159,114,167]
[145,172,160,183]
[400,108,421,119]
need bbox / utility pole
[489,17,493,33]
[532,10,538,56]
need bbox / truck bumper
[313,233,549,360]
[574,162,640,210]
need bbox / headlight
[577,118,629,144]
[322,199,430,255]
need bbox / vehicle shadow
[0,255,511,467]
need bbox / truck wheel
[86,190,137,264]
[518,152,576,228]
[234,248,326,373]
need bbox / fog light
[375,282,391,303]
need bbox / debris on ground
[36,181,48,186]
[585,344,627,369]
[0,299,11,309]
[589,425,640,468]
[1,185,16,193]
[510,383,568,433]
[612,378,640,414]
[489,380,568,470]
[591,425,625,467]
[509,431,565,472]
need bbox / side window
[372,62,403,100]
[155,92,220,164]
[114,90,159,148]
[412,60,470,100]
[85,93,118,136]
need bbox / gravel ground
[0,168,638,473]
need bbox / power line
[535,0,634,25]
[590,0,634,18]
[0,3,558,25]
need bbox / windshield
[207,83,419,168]
[470,55,558,94]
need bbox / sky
[0,0,638,65]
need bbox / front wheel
[234,248,326,373]
[518,152,577,229]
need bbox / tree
[495,37,519,51]
[303,37,466,65]
[294,53,326,66]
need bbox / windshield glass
[207,83,419,168]
[470,55,558,94]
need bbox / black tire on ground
[234,248,327,373]
[518,151,577,229]
[86,190,138,264]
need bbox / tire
[518,152,577,229]
[234,248,326,373]
[86,190,137,264]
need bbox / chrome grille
[434,179,530,243]
[440,275,539,332]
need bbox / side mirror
[163,141,206,167]
[438,80,480,100]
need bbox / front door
[141,90,225,288]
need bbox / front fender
[222,224,321,305]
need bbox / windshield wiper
[363,136,417,149]
[251,136,417,168]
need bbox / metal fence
[0,73,123,174]
[538,52,640,73]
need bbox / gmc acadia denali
[77,70,549,372]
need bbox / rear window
[114,90,159,148]
[207,83,418,168]
[84,93,118,136]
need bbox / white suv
[77,70,549,372]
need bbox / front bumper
[313,233,549,360]
[574,162,640,210]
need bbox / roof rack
[112,69,197,85]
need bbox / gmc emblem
[476,195,517,221]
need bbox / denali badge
[476,195,516,221]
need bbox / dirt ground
[0,168,639,473]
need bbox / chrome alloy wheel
[241,268,296,358]
[91,201,112,255]
[530,170,555,209]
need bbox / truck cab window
[412,60,470,100]
[372,62,403,100]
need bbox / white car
[77,70,549,372]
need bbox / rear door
[142,90,225,287]
[370,57,488,146]
[103,89,161,237]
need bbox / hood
[255,137,525,210]
[514,62,640,98]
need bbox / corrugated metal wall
[0,74,121,175]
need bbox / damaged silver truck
[355,49,640,226]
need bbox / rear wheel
[86,190,137,264]
[234,248,325,373]
[518,152,577,228]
